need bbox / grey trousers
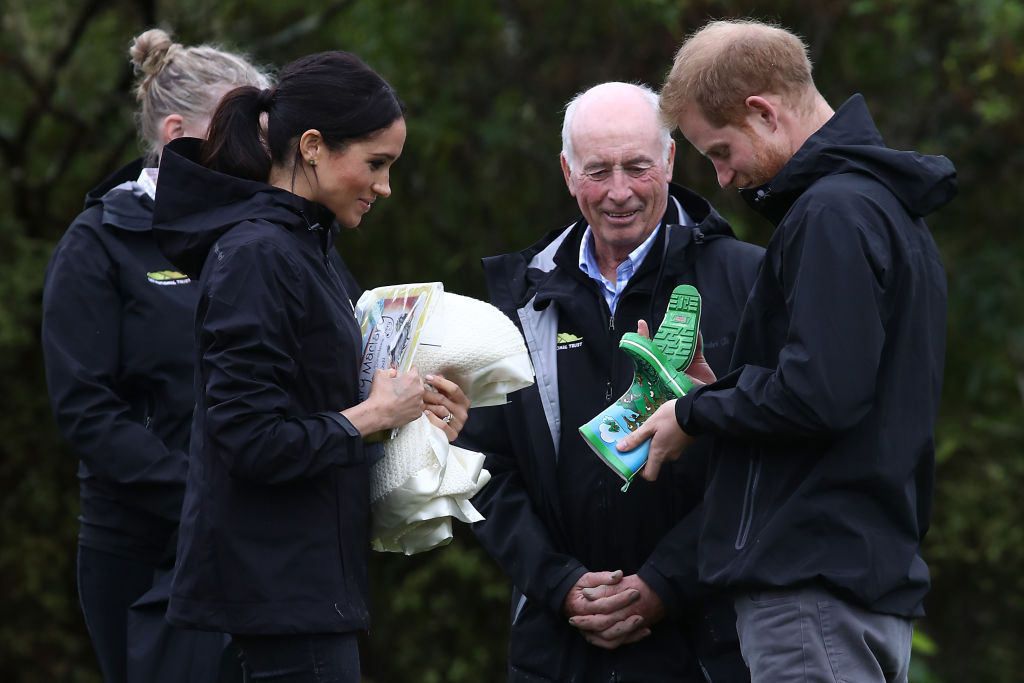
[733,585,913,683]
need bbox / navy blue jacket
[152,138,373,634]
[675,95,957,617]
[462,184,763,682]
[42,159,195,563]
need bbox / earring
[308,158,317,167]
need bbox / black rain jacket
[42,159,194,562]
[462,184,763,682]
[675,95,957,617]
[152,138,373,634]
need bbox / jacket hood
[669,182,736,239]
[741,94,958,225]
[84,158,143,209]
[82,158,155,233]
[152,137,337,280]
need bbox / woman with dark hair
[150,51,469,681]
[41,28,270,683]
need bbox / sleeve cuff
[675,387,702,433]
[638,562,707,620]
[322,411,370,465]
[546,563,588,616]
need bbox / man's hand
[563,570,630,620]
[564,571,665,649]
[635,321,716,387]
[615,322,711,482]
[615,401,694,482]
[682,332,716,386]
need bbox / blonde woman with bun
[41,28,270,683]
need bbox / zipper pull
[608,315,615,332]
[605,382,613,402]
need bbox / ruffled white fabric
[370,291,534,554]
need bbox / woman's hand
[342,366,425,436]
[422,373,470,441]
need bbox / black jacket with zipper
[675,94,957,617]
[462,183,764,682]
[42,158,195,563]
[152,137,373,634]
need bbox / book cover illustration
[355,283,444,435]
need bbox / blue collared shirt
[578,195,695,314]
[578,223,662,315]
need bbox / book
[355,282,444,437]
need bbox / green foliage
[2,0,1022,681]
[362,535,510,683]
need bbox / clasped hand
[563,570,665,649]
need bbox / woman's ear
[160,114,186,146]
[298,129,324,166]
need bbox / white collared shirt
[136,167,159,200]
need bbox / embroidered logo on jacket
[146,270,191,285]
[556,332,583,351]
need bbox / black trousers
[78,545,155,682]
[232,633,361,683]
[77,544,241,683]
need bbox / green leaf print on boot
[579,333,695,492]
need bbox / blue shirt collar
[576,194,693,314]
[578,222,661,315]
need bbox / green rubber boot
[579,333,695,491]
[652,284,702,372]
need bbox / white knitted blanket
[368,290,534,554]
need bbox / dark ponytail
[201,51,404,183]
[201,86,273,181]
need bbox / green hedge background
[2,0,1021,680]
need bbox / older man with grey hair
[460,81,763,682]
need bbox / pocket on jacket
[507,595,572,681]
[734,455,762,550]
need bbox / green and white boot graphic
[579,284,703,491]
[580,331,696,492]
[652,284,702,372]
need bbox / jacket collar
[84,158,144,208]
[153,137,339,279]
[739,94,957,225]
[526,183,734,311]
[79,157,155,233]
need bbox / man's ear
[745,95,779,132]
[160,114,186,146]
[665,140,676,182]
[560,154,577,197]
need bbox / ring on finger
[442,410,453,424]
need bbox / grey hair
[560,81,673,172]
[129,28,272,162]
